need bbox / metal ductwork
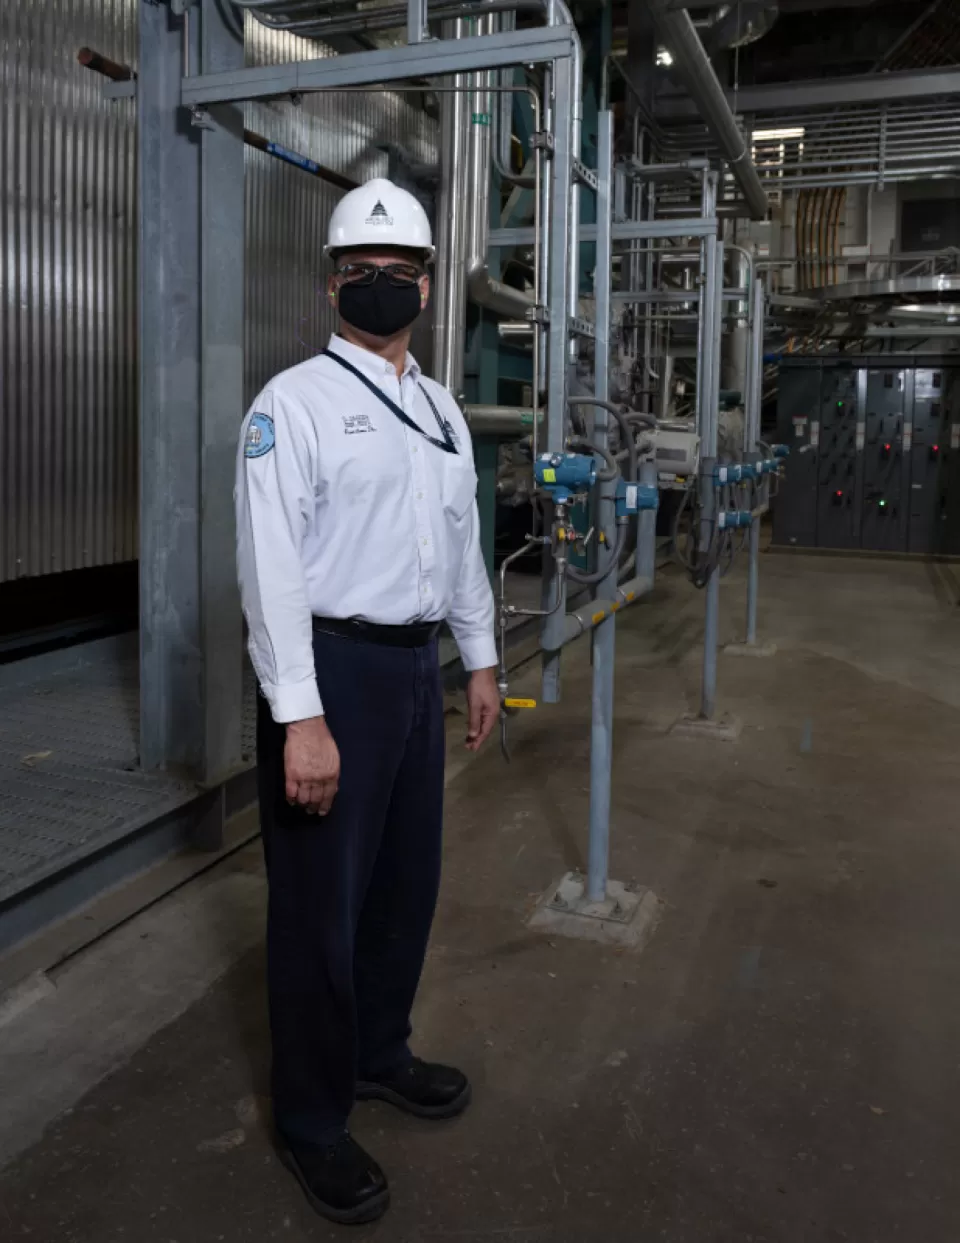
[701,2,778,53]
[644,0,769,220]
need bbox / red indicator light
[884,443,891,451]
[934,444,940,452]
[835,490,843,497]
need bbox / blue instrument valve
[615,478,659,519]
[718,509,753,530]
[534,452,597,504]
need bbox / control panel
[773,361,960,555]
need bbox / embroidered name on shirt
[342,413,377,435]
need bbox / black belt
[312,616,441,648]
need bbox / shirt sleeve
[235,387,323,723]
[444,421,498,671]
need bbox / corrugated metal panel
[243,18,439,397]
[1,0,138,582]
[0,6,439,583]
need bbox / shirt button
[421,537,429,546]
[412,445,418,454]
[416,491,424,500]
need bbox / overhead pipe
[643,1,768,220]
[244,0,550,38]
[463,403,541,433]
[78,46,358,192]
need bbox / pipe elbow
[466,262,535,319]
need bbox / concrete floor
[3,551,960,1241]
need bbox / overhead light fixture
[656,48,673,67]
[752,126,805,141]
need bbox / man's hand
[465,668,499,752]
[285,716,340,815]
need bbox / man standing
[236,178,499,1225]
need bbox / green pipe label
[471,112,491,125]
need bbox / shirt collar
[326,334,421,383]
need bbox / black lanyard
[321,348,458,456]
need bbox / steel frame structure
[140,1,590,804]
[138,0,739,909]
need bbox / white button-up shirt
[235,334,497,723]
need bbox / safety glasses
[335,261,424,287]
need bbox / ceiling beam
[654,64,960,118]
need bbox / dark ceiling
[609,0,960,89]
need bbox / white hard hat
[325,178,434,260]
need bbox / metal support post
[200,0,246,786]
[699,234,724,722]
[407,0,428,43]
[746,519,760,645]
[540,51,575,704]
[139,2,202,775]
[745,275,765,647]
[586,110,614,905]
[139,0,244,786]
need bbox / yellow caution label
[611,602,621,612]
[591,609,607,624]
[542,467,556,483]
[504,697,537,709]
[624,590,635,602]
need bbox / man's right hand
[284,716,340,816]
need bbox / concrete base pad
[670,711,742,742]
[528,872,661,950]
[724,640,778,658]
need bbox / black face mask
[337,272,423,338]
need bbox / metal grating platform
[0,638,257,910]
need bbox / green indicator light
[879,499,886,507]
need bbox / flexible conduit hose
[566,523,629,586]
[566,396,652,487]
[566,437,618,482]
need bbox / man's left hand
[465,668,499,752]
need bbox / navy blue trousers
[257,630,445,1145]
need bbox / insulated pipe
[723,244,753,399]
[465,14,537,318]
[433,17,471,392]
[554,0,584,353]
[253,0,548,38]
[463,403,541,432]
[643,1,768,220]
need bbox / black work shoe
[356,1058,472,1119]
[276,1131,389,1225]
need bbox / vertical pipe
[586,110,614,905]
[540,49,574,704]
[407,0,426,43]
[432,18,469,391]
[745,273,764,646]
[637,458,658,583]
[555,2,583,364]
[699,236,724,721]
[746,519,760,646]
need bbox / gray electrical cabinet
[773,357,960,556]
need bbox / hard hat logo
[325,177,434,259]
[365,200,393,227]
